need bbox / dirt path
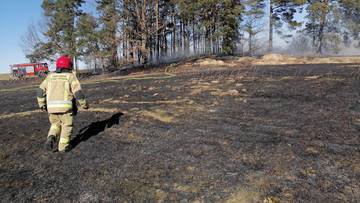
[0,64,359,202]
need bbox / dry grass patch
[123,133,144,143]
[0,74,10,81]
[108,99,190,105]
[210,89,240,97]
[225,188,261,203]
[0,85,38,93]
[243,54,360,65]
[174,184,200,193]
[304,76,321,80]
[0,107,123,119]
[139,109,176,123]
[0,110,40,119]
[155,189,167,203]
[99,98,114,104]
[195,58,227,66]
[85,107,122,113]
[172,101,206,113]
[280,76,296,80]
[190,81,242,97]
[190,83,218,95]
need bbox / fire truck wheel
[39,71,47,78]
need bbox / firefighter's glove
[40,105,47,112]
[82,103,89,110]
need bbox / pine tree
[76,13,100,69]
[96,0,119,69]
[268,0,306,52]
[242,0,265,55]
[340,0,360,43]
[177,0,199,54]
[305,0,341,54]
[219,0,243,55]
[41,0,84,61]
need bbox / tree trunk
[184,21,190,55]
[129,41,134,63]
[140,0,148,64]
[269,0,273,52]
[192,19,196,54]
[212,22,216,54]
[155,0,160,63]
[141,33,148,64]
[205,28,211,54]
[123,38,127,60]
[172,10,176,56]
[249,32,252,56]
[164,30,168,57]
[149,36,153,63]
[210,28,213,54]
[179,20,183,54]
[317,0,329,55]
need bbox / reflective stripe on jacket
[47,100,73,108]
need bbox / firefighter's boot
[45,135,57,152]
[59,144,72,153]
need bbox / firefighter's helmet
[56,55,73,70]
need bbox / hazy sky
[0,0,97,73]
[0,0,43,73]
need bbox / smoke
[337,46,360,56]
[284,33,360,56]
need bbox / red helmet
[56,55,73,70]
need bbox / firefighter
[37,55,89,152]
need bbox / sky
[0,0,96,74]
[0,0,43,73]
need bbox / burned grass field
[0,63,359,202]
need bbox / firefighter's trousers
[48,113,73,151]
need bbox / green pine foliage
[96,0,119,67]
[340,0,360,40]
[219,0,243,55]
[268,0,306,51]
[242,0,265,55]
[22,0,360,68]
[305,0,342,54]
[76,13,99,59]
[41,0,84,59]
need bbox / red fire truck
[10,63,49,78]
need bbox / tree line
[21,0,360,71]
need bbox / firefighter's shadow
[69,112,124,150]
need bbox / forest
[21,0,360,71]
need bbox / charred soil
[0,63,359,202]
